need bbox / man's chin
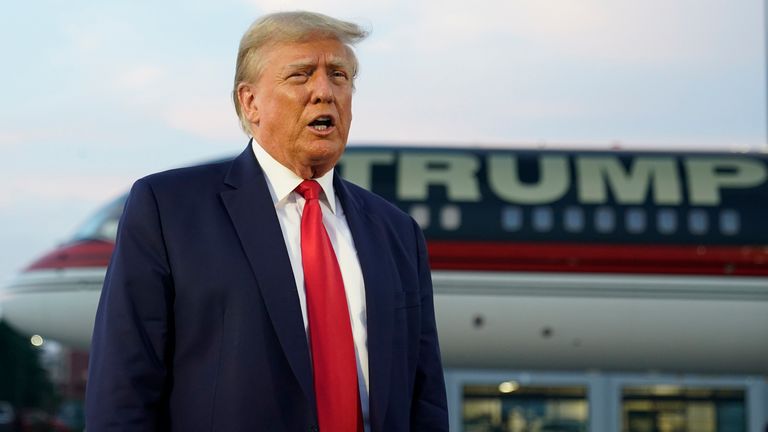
[306,139,345,159]
[293,143,340,177]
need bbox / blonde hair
[232,11,369,135]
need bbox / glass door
[621,385,746,432]
[463,383,588,431]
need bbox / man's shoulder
[340,178,412,224]
[135,158,234,194]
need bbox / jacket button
[309,425,318,432]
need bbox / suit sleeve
[86,179,173,431]
[409,219,449,431]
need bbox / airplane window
[532,207,554,232]
[501,206,523,232]
[563,207,584,233]
[440,205,461,231]
[688,209,709,235]
[71,194,128,242]
[657,209,677,235]
[101,220,119,241]
[594,207,615,233]
[719,209,740,236]
[409,205,431,229]
[625,208,647,234]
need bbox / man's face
[243,38,355,179]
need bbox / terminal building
[3,146,767,431]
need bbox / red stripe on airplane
[24,239,768,276]
[25,240,114,270]
[427,241,768,276]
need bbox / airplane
[1,145,767,378]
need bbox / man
[85,11,448,432]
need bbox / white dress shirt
[252,143,370,430]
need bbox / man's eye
[288,72,309,81]
[331,71,349,80]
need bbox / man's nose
[310,74,335,104]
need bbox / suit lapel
[220,144,315,408]
[334,175,395,432]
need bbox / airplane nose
[0,240,114,350]
[25,240,114,271]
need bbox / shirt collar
[251,140,338,214]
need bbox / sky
[0,0,765,285]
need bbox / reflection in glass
[463,384,588,432]
[622,386,746,432]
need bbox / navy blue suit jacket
[85,143,448,431]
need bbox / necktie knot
[296,179,322,201]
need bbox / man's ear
[237,82,259,126]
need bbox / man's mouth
[308,116,335,131]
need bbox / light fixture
[498,381,519,393]
[30,335,44,347]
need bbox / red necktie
[296,180,361,432]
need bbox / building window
[622,386,745,432]
[719,209,740,236]
[440,205,461,231]
[532,206,554,232]
[594,207,615,233]
[657,209,677,235]
[464,384,588,432]
[563,207,585,233]
[688,209,709,235]
[501,206,523,232]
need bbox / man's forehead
[267,39,354,66]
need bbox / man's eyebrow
[284,59,316,70]
[283,56,352,71]
[326,56,352,70]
